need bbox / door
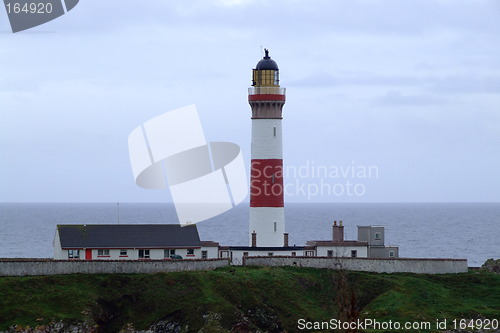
[85,249,92,260]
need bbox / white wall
[315,246,368,258]
[249,207,285,247]
[230,249,309,265]
[202,246,218,259]
[251,119,282,159]
[53,230,63,259]
[57,247,218,260]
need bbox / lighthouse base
[249,207,285,247]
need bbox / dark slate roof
[256,58,278,70]
[57,224,201,248]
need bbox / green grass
[0,267,499,332]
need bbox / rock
[481,259,500,273]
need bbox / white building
[53,221,398,265]
[307,221,399,259]
[54,224,218,260]
[220,221,398,265]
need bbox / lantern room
[252,49,280,87]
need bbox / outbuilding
[53,224,219,260]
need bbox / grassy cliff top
[0,266,499,332]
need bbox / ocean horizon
[0,202,498,267]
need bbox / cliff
[0,266,499,332]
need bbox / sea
[0,202,498,267]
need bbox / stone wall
[243,256,468,274]
[0,258,230,276]
[0,256,469,276]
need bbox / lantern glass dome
[252,49,279,87]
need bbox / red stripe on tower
[250,159,284,207]
[248,94,286,102]
[248,49,287,247]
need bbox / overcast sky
[1,0,499,203]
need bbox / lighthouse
[248,49,287,247]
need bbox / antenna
[117,202,120,224]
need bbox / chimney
[251,231,257,247]
[284,233,289,247]
[333,220,344,242]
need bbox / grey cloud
[41,0,500,39]
[375,90,446,106]
[428,75,500,94]
[0,78,39,93]
[289,73,421,88]
[2,0,499,203]
[291,72,500,96]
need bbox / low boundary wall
[0,257,468,276]
[0,258,230,276]
[243,256,468,274]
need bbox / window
[257,69,278,86]
[273,126,276,137]
[273,221,277,231]
[97,249,110,257]
[291,252,296,256]
[327,250,333,258]
[187,249,194,255]
[268,252,274,256]
[220,251,229,258]
[120,249,127,256]
[164,249,176,258]
[68,249,80,259]
[305,251,315,257]
[375,232,381,240]
[201,250,208,259]
[351,250,357,258]
[138,249,150,259]
[389,251,395,258]
[243,252,248,257]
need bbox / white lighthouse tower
[248,49,287,247]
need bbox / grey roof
[306,240,368,247]
[57,224,201,248]
[229,246,305,251]
[357,225,386,228]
